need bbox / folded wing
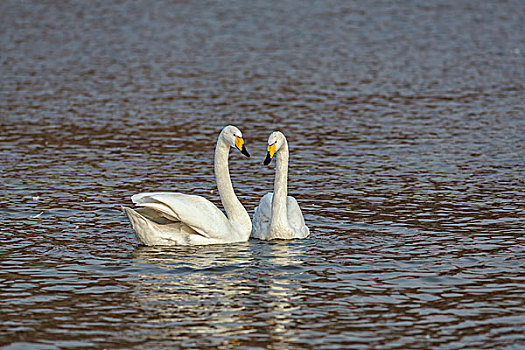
[252,192,273,239]
[286,196,310,238]
[131,192,232,239]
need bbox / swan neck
[214,136,251,234]
[271,140,289,227]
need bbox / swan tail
[121,206,195,245]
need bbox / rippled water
[1,1,524,349]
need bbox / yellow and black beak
[263,143,276,165]
[234,136,250,157]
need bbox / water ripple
[1,0,524,349]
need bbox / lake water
[1,1,524,349]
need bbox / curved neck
[214,136,251,234]
[271,138,289,227]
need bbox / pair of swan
[122,125,309,246]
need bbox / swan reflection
[128,242,307,344]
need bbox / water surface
[1,1,524,349]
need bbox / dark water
[1,1,524,349]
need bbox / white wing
[286,196,310,238]
[251,192,273,239]
[131,192,232,239]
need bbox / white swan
[122,125,252,246]
[251,131,310,240]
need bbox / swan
[251,131,310,240]
[122,125,252,246]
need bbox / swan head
[264,131,285,165]
[221,125,250,157]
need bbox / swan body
[251,131,309,240]
[122,125,252,246]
